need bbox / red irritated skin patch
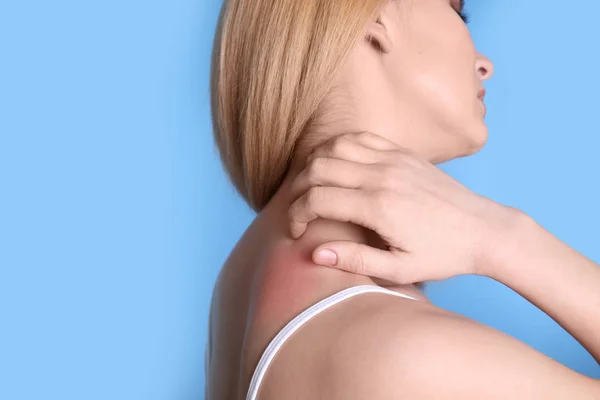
[244,214,387,347]
[248,235,374,334]
[250,241,323,327]
[238,239,355,387]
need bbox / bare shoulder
[328,298,600,400]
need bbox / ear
[365,13,393,54]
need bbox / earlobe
[365,17,393,54]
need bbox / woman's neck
[263,162,430,303]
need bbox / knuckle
[349,249,366,275]
[306,186,324,207]
[306,148,324,164]
[329,137,351,156]
[355,131,374,142]
[307,157,328,180]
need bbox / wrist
[476,204,536,279]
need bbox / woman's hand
[288,131,519,284]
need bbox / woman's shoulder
[247,240,436,396]
[250,274,433,398]
[220,218,600,399]
[254,261,600,400]
[314,298,599,400]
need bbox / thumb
[312,241,412,284]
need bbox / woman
[207,0,600,398]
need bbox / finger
[290,157,377,200]
[288,186,376,239]
[312,241,414,284]
[307,136,381,166]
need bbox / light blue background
[1,0,599,398]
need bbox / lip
[477,88,486,102]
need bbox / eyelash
[458,11,469,24]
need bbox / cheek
[420,52,477,120]
[406,27,477,111]
[400,61,483,153]
[405,64,469,122]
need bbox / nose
[476,52,494,81]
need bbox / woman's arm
[483,209,600,365]
[289,132,600,366]
[331,210,600,399]
[286,132,600,397]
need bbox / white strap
[246,285,418,400]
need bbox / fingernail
[314,249,337,266]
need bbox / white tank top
[245,285,419,400]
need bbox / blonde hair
[211,0,386,212]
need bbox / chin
[462,122,489,157]
[431,122,488,163]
